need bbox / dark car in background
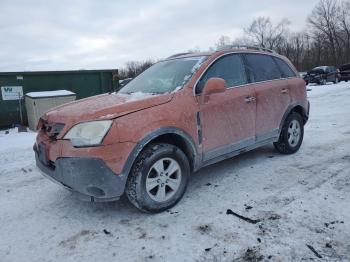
[119,78,133,88]
[339,63,350,82]
[303,66,340,85]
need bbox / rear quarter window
[244,54,282,82]
[273,57,297,78]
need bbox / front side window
[274,57,296,78]
[196,54,247,94]
[119,56,207,95]
[245,54,282,82]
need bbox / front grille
[42,122,65,139]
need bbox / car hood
[42,92,174,124]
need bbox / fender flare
[278,102,309,137]
[120,127,199,178]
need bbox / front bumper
[305,75,322,84]
[34,145,127,202]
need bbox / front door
[195,54,256,161]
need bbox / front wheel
[125,143,190,213]
[274,112,304,154]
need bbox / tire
[274,112,304,154]
[125,143,190,213]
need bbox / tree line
[232,0,350,71]
[119,0,350,79]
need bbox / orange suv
[34,47,310,213]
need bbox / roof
[311,66,329,71]
[166,46,280,60]
[25,90,76,98]
[166,51,214,60]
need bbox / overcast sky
[0,0,320,72]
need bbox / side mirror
[201,78,226,103]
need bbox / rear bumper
[34,145,127,202]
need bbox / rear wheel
[274,112,304,154]
[125,143,190,213]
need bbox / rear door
[244,54,292,142]
[196,54,256,161]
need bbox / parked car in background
[303,66,340,85]
[34,47,309,213]
[339,63,350,82]
[119,78,133,88]
[299,72,307,78]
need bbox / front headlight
[64,120,112,147]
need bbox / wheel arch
[120,127,200,179]
[278,103,309,136]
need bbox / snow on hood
[42,92,174,124]
[116,91,157,102]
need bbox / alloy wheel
[145,158,182,202]
[287,120,301,147]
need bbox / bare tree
[308,0,342,65]
[215,35,232,49]
[118,60,154,79]
[187,46,201,53]
[338,0,350,61]
[245,17,290,49]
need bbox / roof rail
[217,45,276,54]
[167,52,193,59]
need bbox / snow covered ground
[1,82,350,261]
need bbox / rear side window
[244,54,282,82]
[196,54,247,94]
[274,57,297,78]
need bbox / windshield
[118,56,207,94]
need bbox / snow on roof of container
[25,90,76,98]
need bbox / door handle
[281,88,289,94]
[245,96,256,103]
